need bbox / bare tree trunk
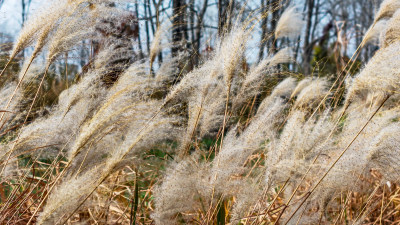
[189,0,195,50]
[146,0,156,38]
[302,0,315,75]
[218,0,235,36]
[218,0,227,36]
[21,0,26,25]
[80,40,87,68]
[21,0,27,60]
[194,0,208,66]
[268,0,280,54]
[20,0,32,60]
[144,2,151,55]
[172,0,187,56]
[152,0,164,64]
[310,0,320,40]
[258,0,268,61]
[135,2,144,60]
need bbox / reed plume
[275,6,305,40]
[374,0,400,22]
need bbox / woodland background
[0,0,383,79]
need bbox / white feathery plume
[218,26,248,87]
[275,6,305,40]
[152,156,211,225]
[233,47,295,111]
[382,10,400,47]
[211,77,298,195]
[9,0,68,60]
[346,41,400,104]
[38,74,181,224]
[374,0,400,22]
[150,25,166,67]
[268,47,295,66]
[362,19,388,47]
[293,78,328,109]
[290,77,312,99]
[245,47,294,87]
[0,83,22,134]
[368,122,400,181]
[211,99,286,190]
[258,77,297,113]
[46,7,97,65]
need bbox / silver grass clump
[164,27,250,155]
[38,61,182,224]
[39,106,180,224]
[271,95,400,223]
[374,0,400,23]
[218,26,248,87]
[263,77,298,102]
[271,93,400,223]
[256,77,298,118]
[0,83,21,113]
[1,38,134,169]
[10,0,131,76]
[18,63,43,84]
[230,178,265,221]
[0,1,130,136]
[233,47,295,110]
[11,72,106,158]
[291,22,400,221]
[197,86,226,137]
[275,6,305,40]
[0,1,71,122]
[164,58,224,155]
[7,0,104,74]
[38,56,178,223]
[346,41,400,105]
[66,62,177,169]
[210,98,286,191]
[311,108,396,210]
[176,32,291,155]
[368,123,400,181]
[268,47,295,65]
[153,78,294,223]
[152,7,400,224]
[165,58,220,106]
[0,0,141,179]
[263,106,381,222]
[152,155,211,225]
[38,165,104,224]
[265,109,333,188]
[209,99,286,220]
[8,0,69,62]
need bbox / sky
[0,0,45,38]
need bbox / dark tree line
[0,0,384,76]
[159,0,381,75]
